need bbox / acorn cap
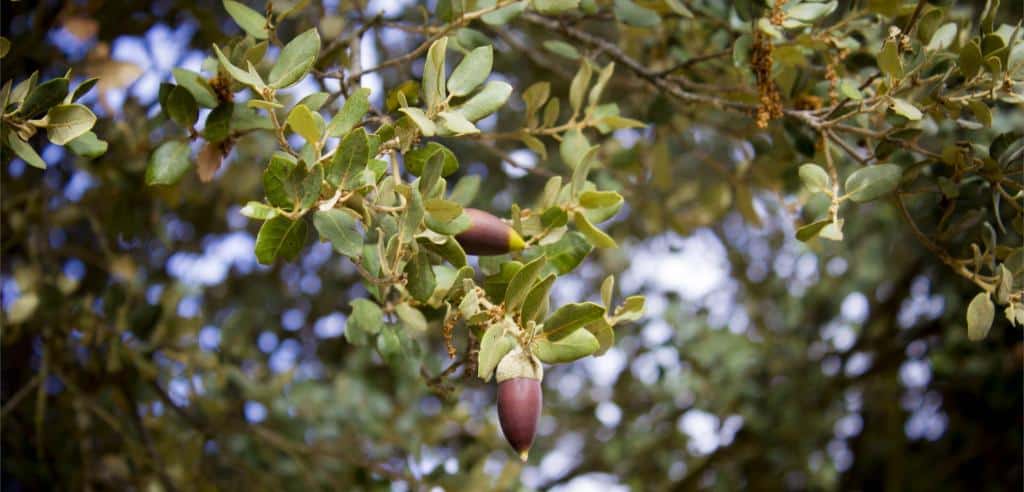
[495,346,543,383]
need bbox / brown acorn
[495,347,544,461]
[455,208,526,256]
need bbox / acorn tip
[508,229,526,251]
[519,450,530,462]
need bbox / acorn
[496,346,543,461]
[455,208,526,256]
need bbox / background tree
[2,0,1022,490]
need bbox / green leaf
[67,131,108,158]
[376,325,404,365]
[968,100,992,127]
[588,62,615,106]
[165,86,199,127]
[570,146,599,195]
[996,264,1013,305]
[240,201,278,220]
[223,0,269,39]
[44,104,97,145]
[732,34,753,68]
[966,292,995,341]
[959,40,983,79]
[396,302,428,332]
[297,92,329,112]
[578,190,623,209]
[612,295,644,323]
[423,37,448,111]
[269,28,320,89]
[449,174,481,206]
[213,44,264,90]
[533,327,599,364]
[453,81,512,122]
[844,164,902,202]
[203,103,233,143]
[796,219,832,242]
[543,231,592,274]
[402,187,425,241]
[543,40,581,60]
[521,273,556,323]
[878,40,903,78]
[888,98,922,120]
[785,0,837,23]
[146,140,192,185]
[614,0,660,27]
[286,104,324,146]
[504,256,547,313]
[437,111,479,135]
[399,107,437,136]
[542,302,605,340]
[448,45,492,97]
[574,211,617,248]
[263,153,321,210]
[10,71,38,107]
[347,299,383,345]
[5,132,46,169]
[587,318,614,355]
[327,87,370,137]
[405,142,459,177]
[569,59,593,115]
[541,207,569,228]
[559,129,591,169]
[313,209,363,258]
[799,163,831,193]
[328,127,369,187]
[405,251,436,302]
[420,153,445,199]
[819,218,844,241]
[482,0,527,24]
[0,37,9,59]
[522,81,550,125]
[837,80,862,100]
[533,0,579,15]
[927,23,957,51]
[17,78,69,119]
[255,216,308,264]
[478,320,517,381]
[425,198,463,223]
[172,68,219,108]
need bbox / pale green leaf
[543,301,605,340]
[966,291,995,340]
[453,80,512,122]
[327,87,370,137]
[240,201,278,220]
[5,132,46,169]
[447,45,492,97]
[799,163,831,193]
[423,37,448,111]
[268,28,320,89]
[533,327,599,364]
[313,209,363,258]
[223,0,269,39]
[844,164,902,202]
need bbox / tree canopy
[1,0,1022,490]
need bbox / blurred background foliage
[1,0,1022,490]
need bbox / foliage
[1,0,1022,490]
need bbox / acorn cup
[455,208,526,256]
[495,346,544,461]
